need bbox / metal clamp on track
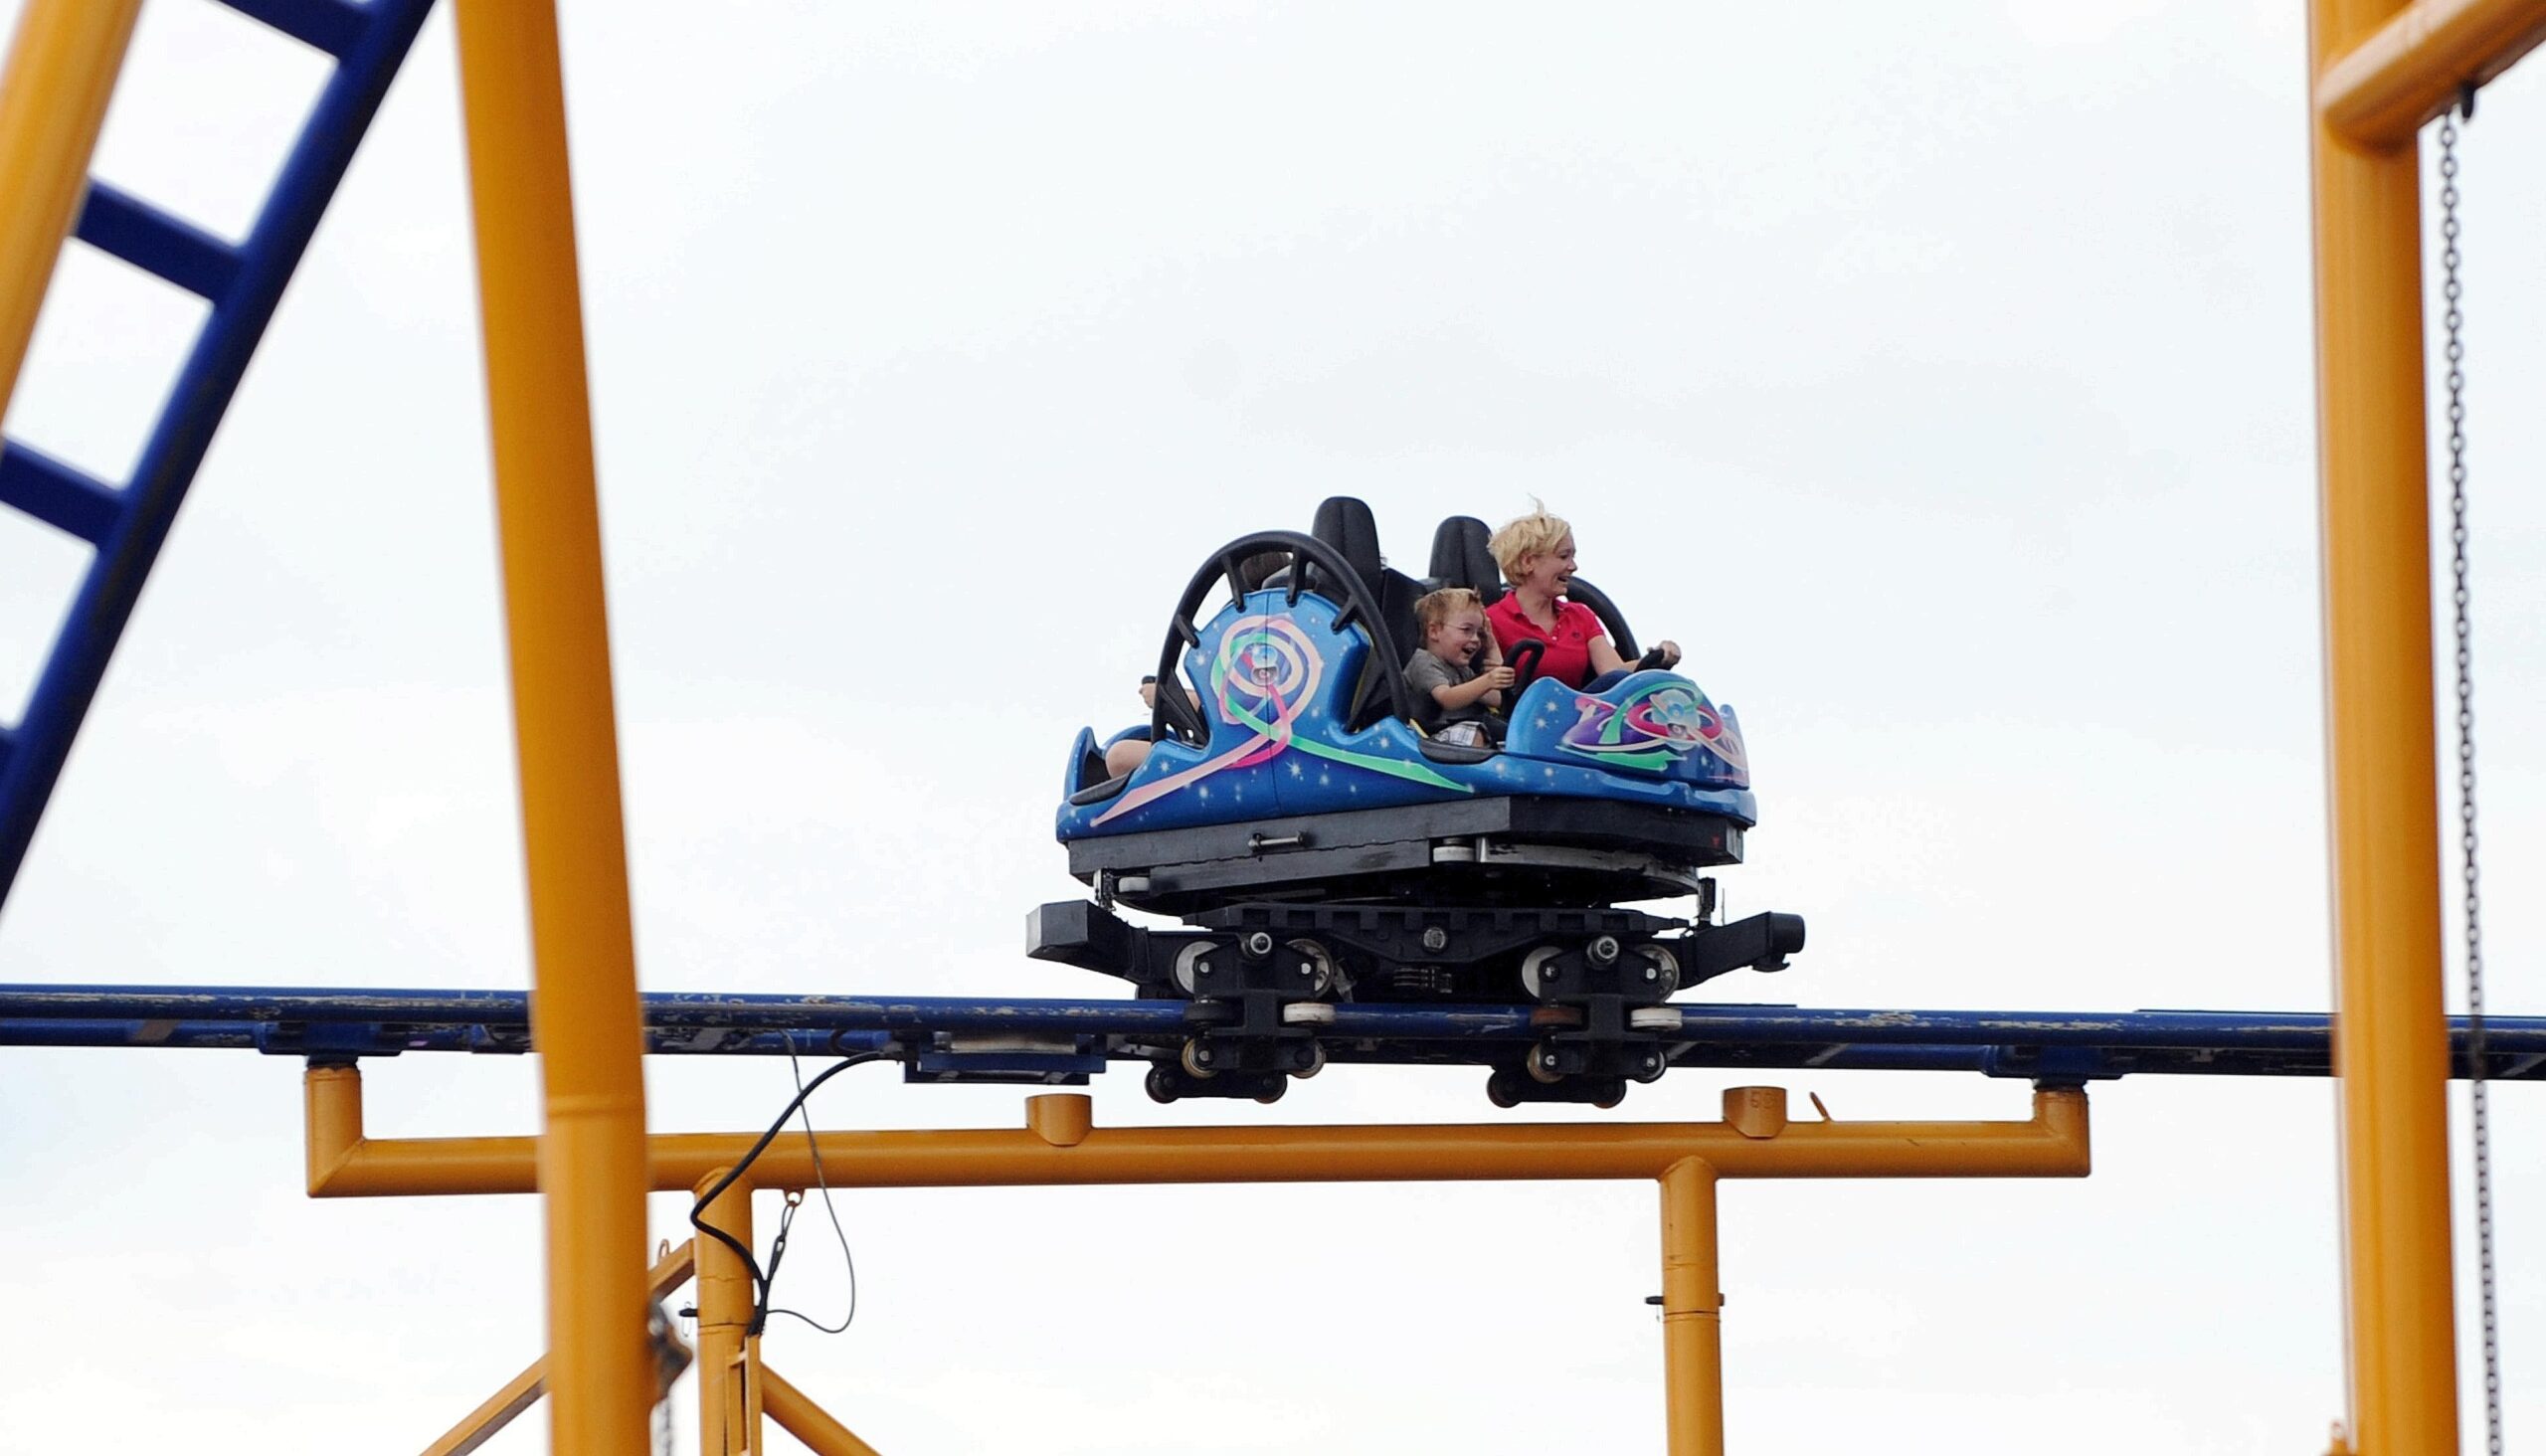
[1493,932,1683,1108]
[1150,930,1332,1104]
[1489,913,1801,1108]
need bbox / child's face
[1427,608,1487,664]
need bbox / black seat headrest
[1305,496,1431,727]
[1428,516,1501,605]
[1311,496,1385,595]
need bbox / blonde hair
[1413,586,1485,636]
[1488,503,1572,584]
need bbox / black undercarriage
[1034,796,1806,1109]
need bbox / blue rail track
[3,984,2539,1083]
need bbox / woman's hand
[1653,639,1682,669]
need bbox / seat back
[1427,515,1502,605]
[1310,496,1385,592]
[1311,496,1430,727]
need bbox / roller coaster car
[1030,498,1804,1108]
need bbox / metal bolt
[1242,931,1274,957]
[1193,1046,1214,1065]
[1299,962,1316,978]
[1588,935,1620,966]
[1643,964,1659,982]
[1542,1052,1559,1067]
[1642,1054,1661,1072]
[1421,926,1448,952]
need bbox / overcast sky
[3,2,2545,1452]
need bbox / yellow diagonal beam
[421,1363,546,1456]
[0,0,141,425]
[763,1367,885,1456]
[417,1242,698,1456]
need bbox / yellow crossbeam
[313,1073,2085,1453]
[2317,0,2546,146]
[303,1066,2091,1196]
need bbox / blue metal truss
[0,0,438,910]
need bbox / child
[1405,588,1516,746]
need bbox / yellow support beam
[417,1242,699,1456]
[1659,1158,1725,1456]
[2317,0,2546,147]
[449,1,651,1451]
[303,1071,2091,1196]
[693,1172,763,1456]
[0,0,141,424]
[2308,0,2470,1450]
[421,1359,547,1456]
[304,1079,2084,1454]
[762,1367,885,1456]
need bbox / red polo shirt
[1486,594,1607,689]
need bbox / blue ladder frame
[0,0,437,912]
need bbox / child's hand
[1481,665,1517,690]
[1138,680,1159,709]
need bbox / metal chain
[2438,95,2503,1456]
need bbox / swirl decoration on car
[1558,680,1748,775]
[1093,614,1462,825]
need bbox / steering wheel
[1504,638,1546,691]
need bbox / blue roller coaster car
[1029,498,1804,1108]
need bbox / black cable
[765,1043,861,1335]
[687,1050,884,1337]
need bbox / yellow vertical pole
[1659,1158,1725,1456]
[0,0,141,424]
[2308,3,2462,1452]
[450,3,651,1452]
[693,1172,764,1456]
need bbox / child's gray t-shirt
[1404,648,1485,731]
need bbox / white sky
[2,2,2544,1452]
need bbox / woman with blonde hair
[1484,504,1680,691]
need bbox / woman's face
[1520,535,1577,598]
